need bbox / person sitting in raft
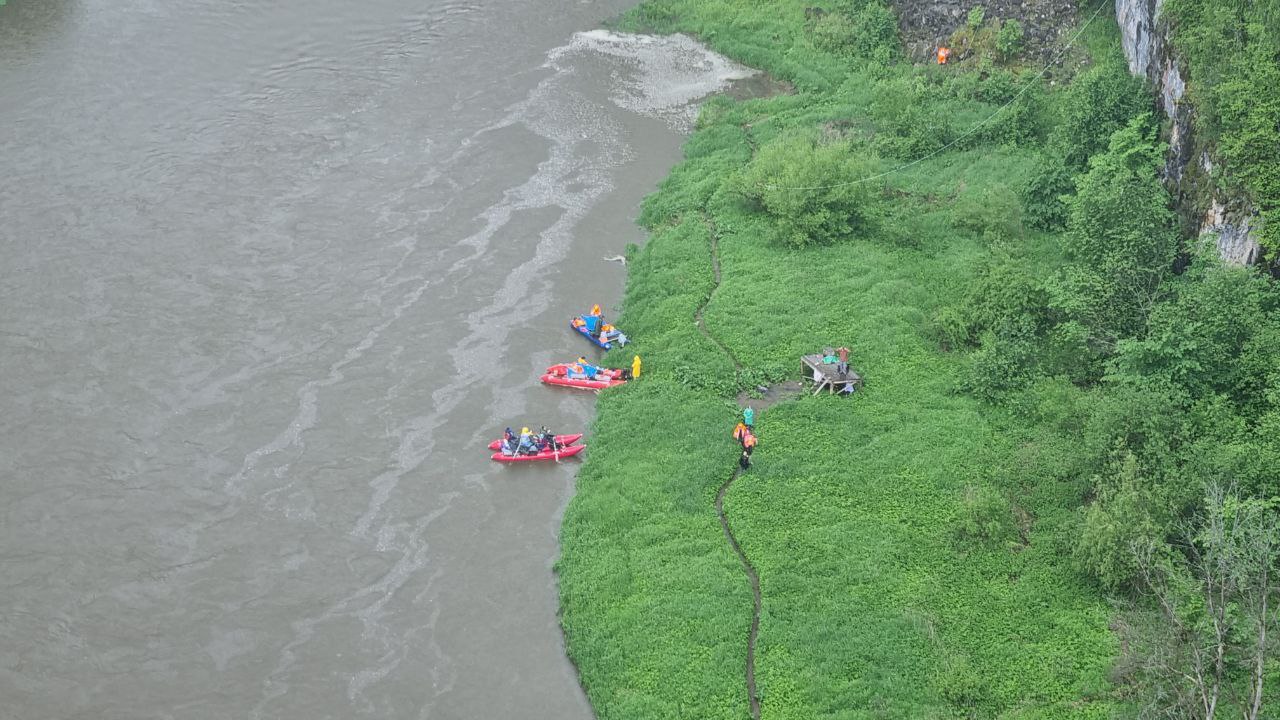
[517,427,537,455]
[575,356,600,379]
[536,427,558,452]
[500,437,518,456]
[582,304,604,336]
[598,323,618,343]
[500,427,519,456]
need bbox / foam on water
[557,29,758,130]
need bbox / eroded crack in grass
[696,212,761,720]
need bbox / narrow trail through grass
[697,212,761,719]
[696,216,743,372]
[714,467,762,720]
[698,210,803,720]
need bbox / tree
[1055,114,1179,349]
[1122,484,1280,719]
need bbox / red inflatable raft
[491,443,586,463]
[540,364,628,391]
[487,433,583,451]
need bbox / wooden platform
[801,354,863,395]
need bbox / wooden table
[801,354,863,395]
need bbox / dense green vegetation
[559,1,1280,718]
[1164,0,1280,253]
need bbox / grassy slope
[560,2,1124,718]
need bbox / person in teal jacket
[743,407,755,428]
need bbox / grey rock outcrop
[891,0,1078,65]
[1114,0,1262,265]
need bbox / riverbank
[558,2,1140,717]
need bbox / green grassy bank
[559,1,1280,718]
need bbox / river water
[0,1,755,717]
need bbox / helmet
[578,356,587,363]
[521,427,529,434]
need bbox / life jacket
[936,47,951,65]
[743,433,757,449]
[733,422,747,441]
[590,304,601,316]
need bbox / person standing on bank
[836,346,851,377]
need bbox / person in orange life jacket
[739,432,757,469]
[937,46,951,65]
[732,421,748,443]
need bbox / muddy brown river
[0,1,754,717]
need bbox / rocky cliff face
[1114,0,1261,265]
[891,0,1079,64]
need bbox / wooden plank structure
[801,353,863,396]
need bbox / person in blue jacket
[583,304,603,335]
[576,356,600,380]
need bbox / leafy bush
[809,1,900,64]
[996,19,1024,60]
[732,134,880,248]
[1050,57,1152,171]
[1058,114,1178,345]
[967,5,985,32]
[951,184,1024,241]
[868,74,954,158]
[1076,454,1168,590]
[954,484,1017,544]
[1020,156,1074,230]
